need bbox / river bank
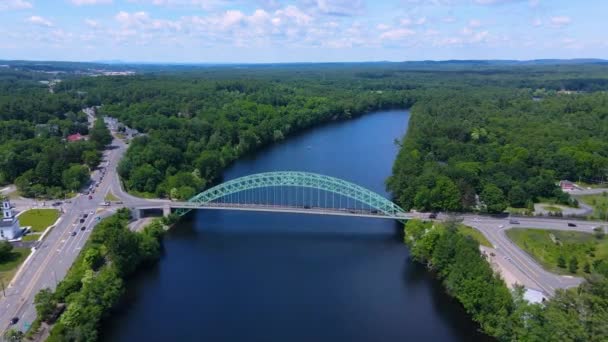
[100,109,490,342]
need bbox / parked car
[429,213,438,219]
[83,213,88,218]
[509,219,520,224]
[88,195,93,200]
[10,317,19,325]
[568,223,577,227]
[80,226,86,231]
[71,232,77,237]
[79,218,85,223]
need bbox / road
[0,133,125,334]
[1,110,606,334]
[460,214,606,295]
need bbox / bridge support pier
[131,208,142,220]
[163,205,172,217]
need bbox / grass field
[0,247,30,285]
[542,205,563,212]
[21,234,41,242]
[458,225,492,247]
[506,228,608,276]
[577,193,608,220]
[18,209,60,232]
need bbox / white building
[0,200,21,240]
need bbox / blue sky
[0,0,605,63]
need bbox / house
[0,200,21,241]
[559,180,576,191]
[66,133,86,142]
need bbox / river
[101,110,490,341]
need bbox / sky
[0,0,606,63]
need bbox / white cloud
[85,19,100,28]
[71,0,112,5]
[300,0,365,16]
[0,0,32,10]
[473,0,527,4]
[129,0,226,10]
[532,18,542,27]
[380,28,415,40]
[376,23,390,31]
[468,19,481,28]
[550,16,571,27]
[27,15,53,27]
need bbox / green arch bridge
[133,171,410,221]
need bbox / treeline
[388,91,608,213]
[0,75,111,198]
[404,220,608,341]
[28,209,165,341]
[64,75,416,199]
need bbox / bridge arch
[176,171,406,219]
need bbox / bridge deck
[135,203,410,220]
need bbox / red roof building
[559,180,576,191]
[67,133,85,142]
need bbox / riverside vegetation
[404,219,608,341]
[25,209,165,341]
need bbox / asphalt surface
[0,134,125,334]
[461,214,606,295]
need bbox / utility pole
[1,279,5,297]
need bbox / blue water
[101,110,490,341]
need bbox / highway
[460,214,606,295]
[0,133,125,334]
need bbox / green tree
[82,150,101,169]
[557,254,566,268]
[508,185,528,208]
[429,176,461,212]
[481,184,508,213]
[34,288,57,322]
[568,256,579,273]
[583,262,591,273]
[61,164,89,192]
[195,150,222,181]
[0,241,13,262]
[3,329,24,342]
[89,119,112,149]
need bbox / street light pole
[1,280,5,297]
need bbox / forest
[4,62,608,204]
[0,74,111,198]
[53,61,608,204]
[387,89,608,213]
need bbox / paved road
[0,134,125,334]
[1,111,606,334]
[460,214,606,295]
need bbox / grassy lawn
[507,207,533,216]
[104,192,119,201]
[0,247,30,285]
[506,228,608,276]
[18,209,60,232]
[458,225,492,247]
[21,234,41,242]
[577,193,608,220]
[542,205,563,212]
